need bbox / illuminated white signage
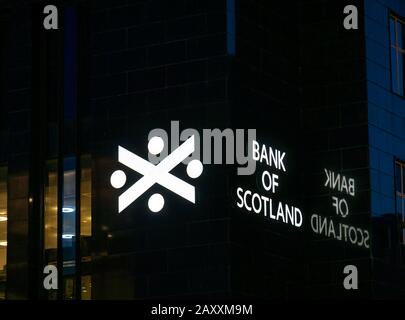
[236,140,303,228]
[110,135,203,213]
[310,169,370,249]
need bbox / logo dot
[110,170,127,189]
[148,136,164,155]
[186,159,203,179]
[148,193,165,213]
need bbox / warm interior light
[0,241,7,247]
[0,217,7,222]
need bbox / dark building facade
[0,0,404,299]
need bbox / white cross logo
[110,135,203,213]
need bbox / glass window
[45,161,58,254]
[395,160,405,245]
[227,0,236,55]
[390,15,405,96]
[80,155,92,238]
[81,275,91,300]
[44,160,58,300]
[80,155,92,300]
[62,6,78,300]
[0,167,7,300]
[62,156,76,300]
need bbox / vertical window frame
[395,159,405,247]
[390,13,405,96]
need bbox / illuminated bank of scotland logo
[110,135,203,213]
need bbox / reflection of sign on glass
[236,140,303,228]
[310,169,370,249]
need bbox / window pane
[80,156,92,299]
[391,48,403,95]
[390,16,405,96]
[0,167,7,300]
[44,160,58,300]
[397,193,402,208]
[390,17,396,46]
[226,0,236,55]
[398,51,404,96]
[80,156,92,237]
[395,163,402,192]
[403,228,405,245]
[81,275,91,300]
[400,197,405,222]
[398,20,404,49]
[62,156,76,287]
[398,21,404,50]
[395,161,405,246]
[64,277,75,300]
[400,162,404,195]
[391,48,399,93]
[45,160,58,254]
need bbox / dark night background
[0,0,404,300]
